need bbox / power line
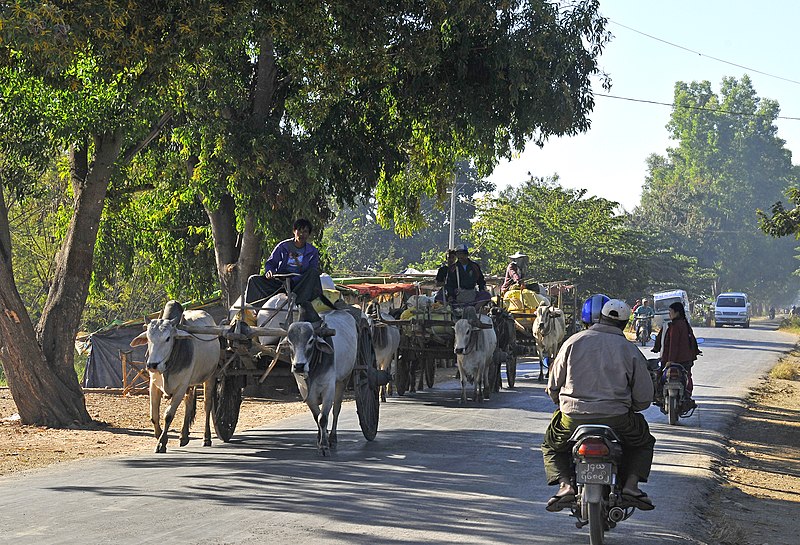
[608,19,800,87]
[596,93,800,121]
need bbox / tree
[0,1,234,425]
[470,176,652,298]
[132,0,613,308]
[635,76,798,303]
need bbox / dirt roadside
[701,351,800,545]
[0,365,458,478]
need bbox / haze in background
[487,0,800,210]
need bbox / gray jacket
[546,323,653,417]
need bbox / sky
[486,0,800,210]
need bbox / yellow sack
[503,289,550,328]
[313,288,342,314]
[429,308,453,335]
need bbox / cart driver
[444,243,491,305]
[244,218,339,332]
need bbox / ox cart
[498,281,579,383]
[180,274,385,444]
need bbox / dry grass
[770,360,799,380]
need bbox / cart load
[503,288,550,329]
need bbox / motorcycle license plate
[576,462,612,484]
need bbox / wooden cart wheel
[506,353,517,388]
[354,321,380,441]
[212,368,244,443]
[424,357,436,388]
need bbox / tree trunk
[4,133,121,426]
[204,194,263,308]
[0,184,91,426]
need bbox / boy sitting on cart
[244,218,340,333]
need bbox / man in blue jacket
[244,218,336,326]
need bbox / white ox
[130,301,221,453]
[284,309,358,456]
[366,302,400,402]
[453,313,497,404]
[532,303,566,382]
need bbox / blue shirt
[264,239,320,276]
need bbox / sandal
[621,490,655,511]
[546,493,576,512]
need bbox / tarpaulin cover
[82,302,228,388]
[344,283,417,298]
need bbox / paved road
[0,321,794,545]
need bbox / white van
[652,289,690,330]
[714,292,750,328]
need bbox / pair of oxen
[131,296,368,456]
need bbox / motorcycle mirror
[696,338,705,344]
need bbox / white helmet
[601,299,631,321]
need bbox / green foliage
[636,76,798,303]
[323,162,492,273]
[470,176,652,299]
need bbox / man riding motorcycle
[542,299,656,512]
[633,299,655,340]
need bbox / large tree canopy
[634,76,798,304]
[96,0,614,307]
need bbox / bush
[778,316,800,332]
[770,361,799,380]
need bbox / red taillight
[577,439,610,457]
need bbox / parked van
[714,292,750,328]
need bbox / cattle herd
[132,288,568,456]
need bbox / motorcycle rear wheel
[588,502,605,545]
[668,394,679,425]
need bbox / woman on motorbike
[659,302,701,409]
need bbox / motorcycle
[647,350,702,426]
[634,316,652,346]
[566,425,639,545]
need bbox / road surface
[0,321,794,545]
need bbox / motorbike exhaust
[608,506,626,523]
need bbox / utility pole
[448,172,457,249]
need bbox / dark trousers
[244,268,331,322]
[542,410,656,486]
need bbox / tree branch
[120,110,174,165]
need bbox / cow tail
[186,387,198,427]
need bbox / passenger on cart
[445,243,492,307]
[244,218,340,332]
[501,251,528,295]
[433,249,457,302]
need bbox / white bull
[366,302,400,402]
[532,303,566,382]
[453,314,497,404]
[284,310,358,456]
[130,301,221,453]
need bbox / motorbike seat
[569,424,621,444]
